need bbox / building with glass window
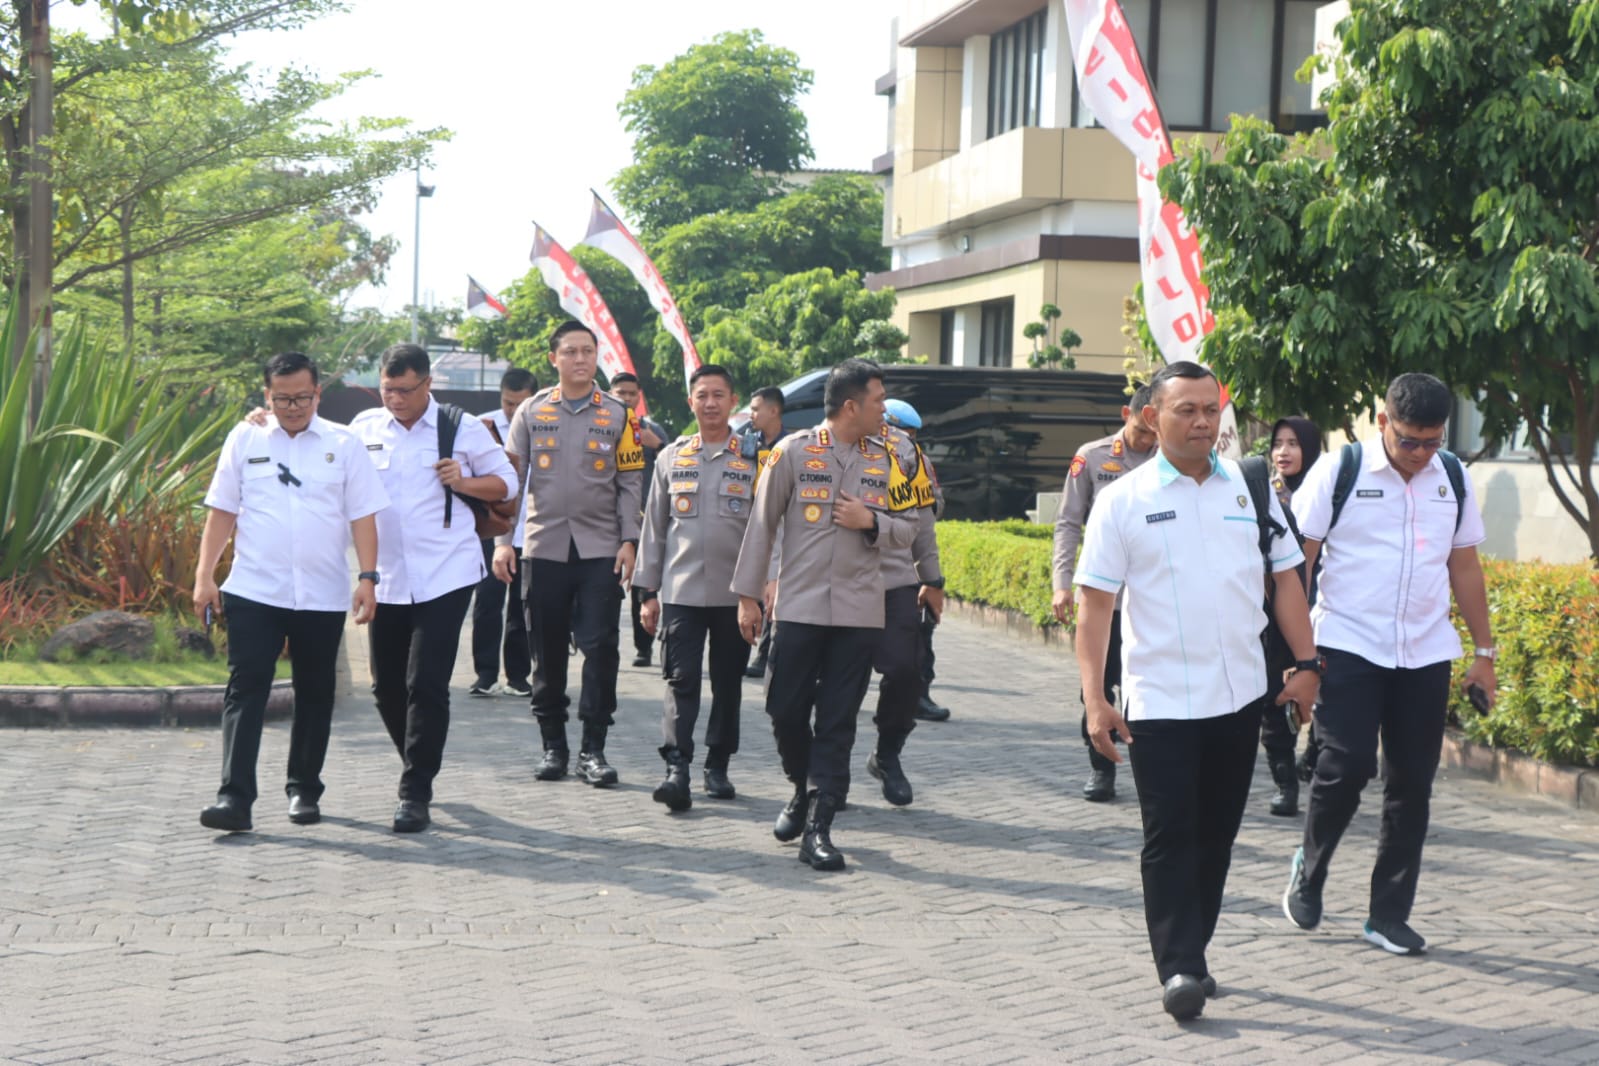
[867,0,1329,370]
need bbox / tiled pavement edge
[2,609,1597,1065]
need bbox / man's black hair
[500,367,535,393]
[609,371,640,387]
[751,386,785,411]
[1385,372,1453,428]
[379,343,429,379]
[550,320,597,350]
[263,351,318,388]
[823,358,884,417]
[1128,382,1153,411]
[689,364,735,390]
[1149,360,1216,403]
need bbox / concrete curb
[0,679,293,728]
[944,595,1595,811]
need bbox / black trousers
[871,584,922,742]
[524,543,623,739]
[918,611,937,695]
[1127,700,1263,983]
[753,613,773,667]
[765,620,877,797]
[471,541,530,688]
[659,603,748,766]
[630,586,653,658]
[1079,610,1124,773]
[1300,647,1452,923]
[217,593,346,807]
[369,584,474,803]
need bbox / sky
[56,0,900,315]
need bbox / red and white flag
[529,223,646,413]
[1064,0,1238,455]
[579,191,703,386]
[465,275,507,320]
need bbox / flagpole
[410,164,436,344]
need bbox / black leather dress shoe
[915,695,951,722]
[392,800,429,833]
[1162,974,1205,1020]
[1082,767,1116,802]
[535,749,569,781]
[632,652,651,668]
[744,657,767,679]
[287,793,320,825]
[1201,975,1217,998]
[702,767,736,800]
[200,798,251,833]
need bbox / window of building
[979,300,1014,367]
[987,9,1046,139]
[938,310,956,366]
[1071,0,1329,134]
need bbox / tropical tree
[1160,0,1599,560]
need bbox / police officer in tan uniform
[635,365,756,811]
[1052,383,1157,803]
[493,321,645,788]
[732,360,916,872]
[863,398,944,808]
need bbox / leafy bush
[937,521,1056,628]
[1450,559,1599,767]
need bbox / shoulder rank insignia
[1112,437,1125,458]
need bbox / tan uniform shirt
[879,428,944,591]
[502,385,645,561]
[634,432,758,607]
[1051,431,1156,593]
[732,425,916,629]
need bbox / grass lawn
[0,659,294,687]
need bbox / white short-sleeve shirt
[1292,440,1487,669]
[203,415,389,612]
[351,398,517,604]
[1075,451,1305,721]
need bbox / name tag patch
[247,456,270,464]
[1144,511,1177,524]
[1356,489,1383,498]
[365,444,384,451]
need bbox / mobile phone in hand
[1467,684,1491,714]
[1284,700,1301,736]
[921,603,936,626]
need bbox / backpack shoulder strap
[436,403,463,528]
[1439,449,1467,531]
[1327,441,1362,535]
[1238,455,1281,562]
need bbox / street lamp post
[410,164,435,344]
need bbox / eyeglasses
[1391,431,1445,452]
[380,376,430,398]
[270,393,316,410]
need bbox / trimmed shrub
[1450,559,1599,767]
[937,521,1056,629]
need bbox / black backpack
[1326,441,1466,533]
[1240,455,1305,684]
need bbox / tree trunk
[23,0,52,420]
[120,205,134,344]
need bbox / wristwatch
[1473,646,1497,661]
[1293,656,1326,675]
[358,571,380,585]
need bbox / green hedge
[938,521,1598,767]
[1449,559,1598,767]
[937,521,1058,629]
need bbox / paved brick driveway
[3,610,1597,1064]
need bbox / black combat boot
[652,748,691,812]
[535,722,569,781]
[576,724,619,787]
[798,792,845,871]
[867,733,913,807]
[702,747,735,799]
[1269,758,1299,817]
[773,783,809,842]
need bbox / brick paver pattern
[3,611,1597,1064]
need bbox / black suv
[737,365,1128,521]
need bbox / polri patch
[1144,510,1177,524]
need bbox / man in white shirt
[1075,361,1321,1020]
[1283,372,1497,957]
[194,351,389,833]
[351,344,518,833]
[469,367,537,698]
